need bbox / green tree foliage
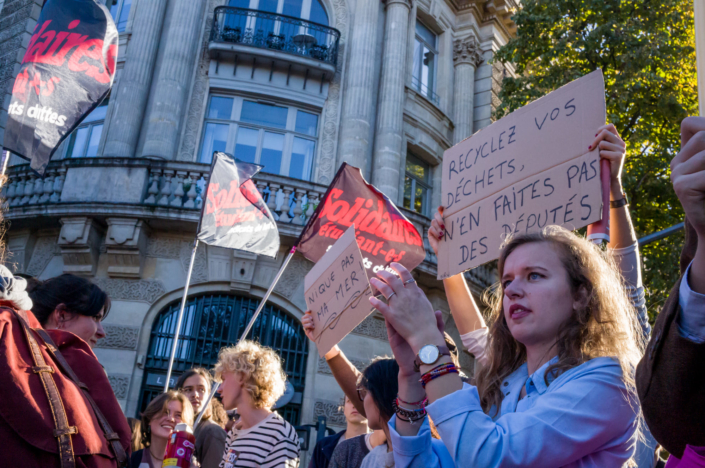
[493,0,697,318]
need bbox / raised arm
[300,312,366,417]
[428,207,487,337]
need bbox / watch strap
[610,196,628,209]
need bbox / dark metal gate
[137,293,309,425]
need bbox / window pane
[414,184,426,214]
[255,0,278,36]
[208,96,234,119]
[295,111,318,136]
[228,0,250,8]
[260,132,284,174]
[403,177,413,211]
[69,127,89,158]
[84,102,108,123]
[309,0,329,25]
[200,123,229,163]
[422,45,435,93]
[117,0,131,31]
[109,0,120,23]
[85,124,103,157]
[283,0,303,18]
[416,21,436,48]
[240,101,288,129]
[406,155,428,181]
[413,39,422,81]
[234,127,259,164]
[290,137,314,180]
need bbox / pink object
[587,158,611,244]
[665,446,705,468]
[162,423,196,468]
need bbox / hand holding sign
[304,225,375,357]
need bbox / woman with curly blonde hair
[214,340,299,468]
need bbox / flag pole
[163,238,200,393]
[193,244,297,427]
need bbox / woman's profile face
[57,307,106,348]
[360,385,382,430]
[501,242,578,349]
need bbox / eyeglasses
[356,385,367,401]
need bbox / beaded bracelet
[396,395,428,408]
[392,399,427,424]
[420,363,458,388]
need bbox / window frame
[199,94,320,181]
[108,0,132,32]
[64,99,109,159]
[228,0,329,26]
[404,153,432,217]
[412,20,439,104]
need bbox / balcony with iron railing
[209,6,340,74]
[410,75,441,107]
[1,157,496,288]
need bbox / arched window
[138,294,309,425]
[228,0,329,25]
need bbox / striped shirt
[219,412,299,468]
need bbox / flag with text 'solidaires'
[3,0,118,175]
[197,152,280,257]
[297,163,426,273]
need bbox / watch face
[419,345,439,365]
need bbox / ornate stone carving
[96,325,140,350]
[313,400,346,426]
[92,278,167,304]
[181,240,208,284]
[351,315,388,341]
[106,218,149,278]
[26,235,61,276]
[317,357,367,375]
[146,236,182,258]
[58,217,104,276]
[108,374,131,399]
[453,37,483,67]
[274,254,311,299]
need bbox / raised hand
[427,206,446,256]
[589,123,627,197]
[672,117,705,239]
[369,262,445,354]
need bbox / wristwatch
[414,344,451,372]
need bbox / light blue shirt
[389,263,704,468]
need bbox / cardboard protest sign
[304,225,375,357]
[437,70,606,279]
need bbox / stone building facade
[0,0,515,461]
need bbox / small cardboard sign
[304,225,375,357]
[437,70,607,279]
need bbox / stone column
[452,37,483,144]
[141,0,205,159]
[103,0,168,157]
[336,0,381,174]
[371,0,411,203]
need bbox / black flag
[197,152,280,257]
[3,0,118,175]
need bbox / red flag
[297,163,426,273]
[197,152,280,257]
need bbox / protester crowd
[0,113,703,468]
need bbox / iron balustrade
[210,6,341,67]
